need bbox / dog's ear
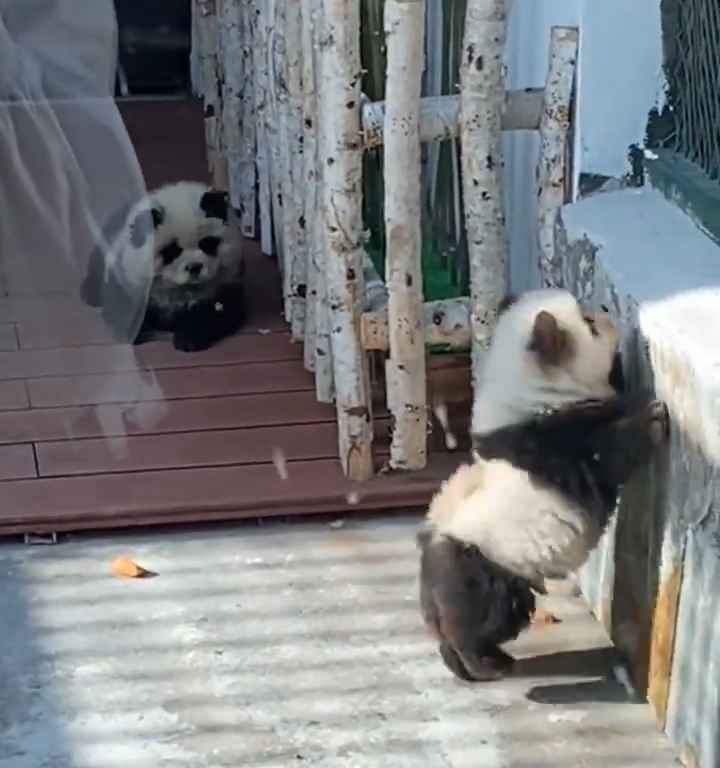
[200,190,230,223]
[129,205,163,249]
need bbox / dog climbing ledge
[554,186,720,768]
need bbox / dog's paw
[645,400,670,445]
[172,332,212,353]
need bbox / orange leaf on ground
[111,557,156,579]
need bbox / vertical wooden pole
[536,26,579,288]
[459,0,509,406]
[383,0,428,470]
[318,0,374,480]
[252,0,274,255]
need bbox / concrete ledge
[555,187,720,768]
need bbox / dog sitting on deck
[81,180,245,352]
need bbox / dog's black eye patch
[198,236,222,256]
[200,190,229,223]
[159,240,183,265]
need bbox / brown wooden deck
[0,98,465,537]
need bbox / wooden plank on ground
[0,391,335,444]
[0,445,37,480]
[0,453,461,536]
[0,333,301,380]
[0,324,18,351]
[36,422,342,476]
[0,381,29,411]
[26,360,314,408]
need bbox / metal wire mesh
[661,0,720,180]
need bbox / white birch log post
[361,88,545,148]
[537,27,579,288]
[361,297,471,351]
[190,0,204,97]
[284,1,308,340]
[237,0,257,238]
[318,0,374,480]
[252,0,274,255]
[459,0,509,398]
[196,0,221,180]
[383,0,427,471]
[310,0,335,401]
[212,0,230,190]
[301,0,318,372]
[220,0,244,206]
[266,0,287,267]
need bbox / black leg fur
[419,533,535,682]
[588,399,669,487]
[171,282,246,352]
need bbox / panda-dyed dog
[418,289,669,682]
[81,180,245,352]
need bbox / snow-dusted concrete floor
[0,516,678,768]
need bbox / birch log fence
[190,0,579,481]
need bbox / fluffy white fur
[471,289,619,435]
[429,288,621,589]
[427,459,604,591]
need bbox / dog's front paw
[645,400,670,445]
[172,332,212,353]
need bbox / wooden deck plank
[0,444,37,481]
[0,380,29,411]
[0,323,18,351]
[36,422,342,476]
[0,391,334,444]
[27,360,314,408]
[0,453,460,535]
[0,332,300,380]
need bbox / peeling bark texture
[211,0,230,190]
[238,0,257,238]
[301,0,318,372]
[312,0,335,402]
[318,0,374,480]
[266,0,287,270]
[219,1,245,209]
[284,1,308,340]
[361,297,471,352]
[196,0,223,183]
[361,88,545,149]
[537,26,578,288]
[383,0,427,470]
[459,0,509,395]
[252,0,274,255]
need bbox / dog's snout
[186,262,203,277]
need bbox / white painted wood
[252,0,274,255]
[537,26,579,288]
[361,297,471,352]
[318,0,374,480]
[459,0,509,396]
[383,0,427,471]
[361,89,545,148]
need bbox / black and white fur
[418,289,669,682]
[81,181,245,352]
